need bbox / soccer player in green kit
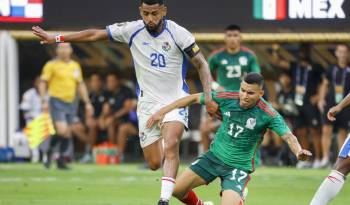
[201,25,261,152]
[147,73,312,205]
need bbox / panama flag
[254,0,287,20]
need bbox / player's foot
[204,201,214,205]
[43,150,52,169]
[320,158,331,168]
[312,159,322,169]
[57,157,70,170]
[296,161,312,169]
[157,199,169,205]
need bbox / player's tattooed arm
[282,133,312,161]
[32,26,108,44]
[189,51,221,119]
[146,94,201,128]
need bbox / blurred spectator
[277,43,324,168]
[200,24,261,151]
[99,72,137,161]
[20,76,45,162]
[263,72,298,166]
[85,73,105,144]
[39,43,93,169]
[20,76,43,125]
[318,43,350,168]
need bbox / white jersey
[107,20,195,104]
[20,88,42,124]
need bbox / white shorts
[339,133,350,158]
[137,100,188,148]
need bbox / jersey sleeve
[248,54,261,73]
[199,91,234,106]
[106,20,143,44]
[267,113,291,137]
[208,55,218,73]
[170,22,198,58]
[40,62,53,82]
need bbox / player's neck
[58,57,71,63]
[146,20,165,36]
[226,46,240,54]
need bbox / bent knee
[147,160,161,171]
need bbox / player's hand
[32,26,56,44]
[85,103,94,118]
[41,101,49,113]
[146,111,165,128]
[206,100,222,120]
[317,99,326,113]
[327,105,342,121]
[297,149,312,161]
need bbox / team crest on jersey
[239,57,248,66]
[221,59,228,65]
[162,42,171,51]
[245,118,256,130]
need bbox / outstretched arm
[146,94,201,128]
[327,92,350,121]
[190,52,220,119]
[281,133,312,161]
[32,26,108,44]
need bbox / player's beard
[145,19,164,35]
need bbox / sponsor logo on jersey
[162,41,171,51]
[239,56,248,66]
[142,42,150,46]
[224,111,231,117]
[246,118,256,130]
[221,59,228,65]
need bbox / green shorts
[189,151,251,197]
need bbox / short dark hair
[141,0,165,5]
[243,73,264,87]
[226,24,241,32]
[106,70,121,80]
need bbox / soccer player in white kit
[32,1,219,204]
[310,92,350,205]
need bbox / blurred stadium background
[1,0,350,205]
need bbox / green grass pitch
[0,164,349,205]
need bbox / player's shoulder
[240,46,257,57]
[165,19,192,35]
[208,47,226,58]
[214,91,240,100]
[70,60,81,67]
[256,98,277,117]
[110,20,145,32]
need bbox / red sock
[180,190,203,205]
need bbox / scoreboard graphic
[0,0,43,22]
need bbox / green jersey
[209,47,261,91]
[200,91,290,173]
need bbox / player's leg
[310,135,350,205]
[116,122,138,162]
[321,124,333,167]
[106,117,116,144]
[142,140,163,170]
[159,121,185,202]
[221,190,242,205]
[337,129,347,152]
[172,168,208,205]
[310,127,322,168]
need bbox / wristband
[55,35,65,43]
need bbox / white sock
[310,170,345,205]
[160,177,175,201]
